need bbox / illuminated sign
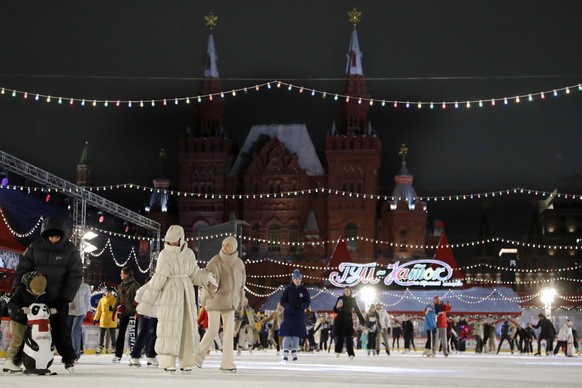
[329,260,463,288]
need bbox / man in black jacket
[532,313,556,356]
[14,217,83,373]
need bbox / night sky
[1,1,582,254]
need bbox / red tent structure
[433,233,465,281]
[0,205,25,292]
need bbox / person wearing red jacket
[434,296,452,357]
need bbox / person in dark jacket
[402,315,416,352]
[3,271,48,373]
[532,313,556,356]
[278,269,311,362]
[13,217,83,372]
[496,318,514,354]
[333,286,365,359]
[113,266,140,363]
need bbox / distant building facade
[175,19,429,272]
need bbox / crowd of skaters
[2,218,581,376]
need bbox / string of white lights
[0,209,582,266]
[465,276,582,285]
[243,270,582,284]
[0,207,43,238]
[82,183,582,203]
[1,80,580,109]
[88,238,152,274]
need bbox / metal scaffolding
[0,149,161,258]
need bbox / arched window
[344,223,358,252]
[251,224,260,252]
[268,224,281,252]
[289,224,298,252]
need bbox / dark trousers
[497,334,514,353]
[49,302,76,364]
[474,335,483,353]
[425,329,436,351]
[537,335,554,354]
[335,335,355,357]
[273,330,280,351]
[99,327,116,349]
[130,316,157,358]
[115,314,132,358]
[319,333,329,351]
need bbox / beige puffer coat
[139,240,212,358]
[200,250,245,312]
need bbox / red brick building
[173,19,429,302]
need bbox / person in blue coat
[278,269,310,362]
[423,302,437,357]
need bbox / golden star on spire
[399,144,408,159]
[348,8,362,27]
[205,12,218,30]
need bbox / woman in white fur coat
[138,225,217,372]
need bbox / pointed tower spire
[346,8,364,76]
[380,144,428,261]
[342,8,370,135]
[391,144,419,210]
[146,148,170,213]
[198,12,224,138]
[76,141,93,186]
[304,209,320,239]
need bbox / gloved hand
[108,305,114,312]
[208,273,218,288]
[93,320,98,325]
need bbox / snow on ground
[2,349,582,387]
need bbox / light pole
[540,287,556,321]
[80,230,98,268]
[359,286,377,312]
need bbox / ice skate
[65,362,75,374]
[3,358,23,373]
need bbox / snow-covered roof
[228,124,324,177]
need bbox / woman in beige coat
[138,225,216,372]
[194,235,245,373]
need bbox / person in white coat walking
[137,225,217,372]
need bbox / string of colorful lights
[1,80,581,110]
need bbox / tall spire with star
[342,8,370,135]
[325,9,381,261]
[197,12,225,138]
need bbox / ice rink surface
[2,349,581,387]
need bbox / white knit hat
[164,225,185,243]
[222,235,238,251]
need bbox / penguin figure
[22,303,56,375]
